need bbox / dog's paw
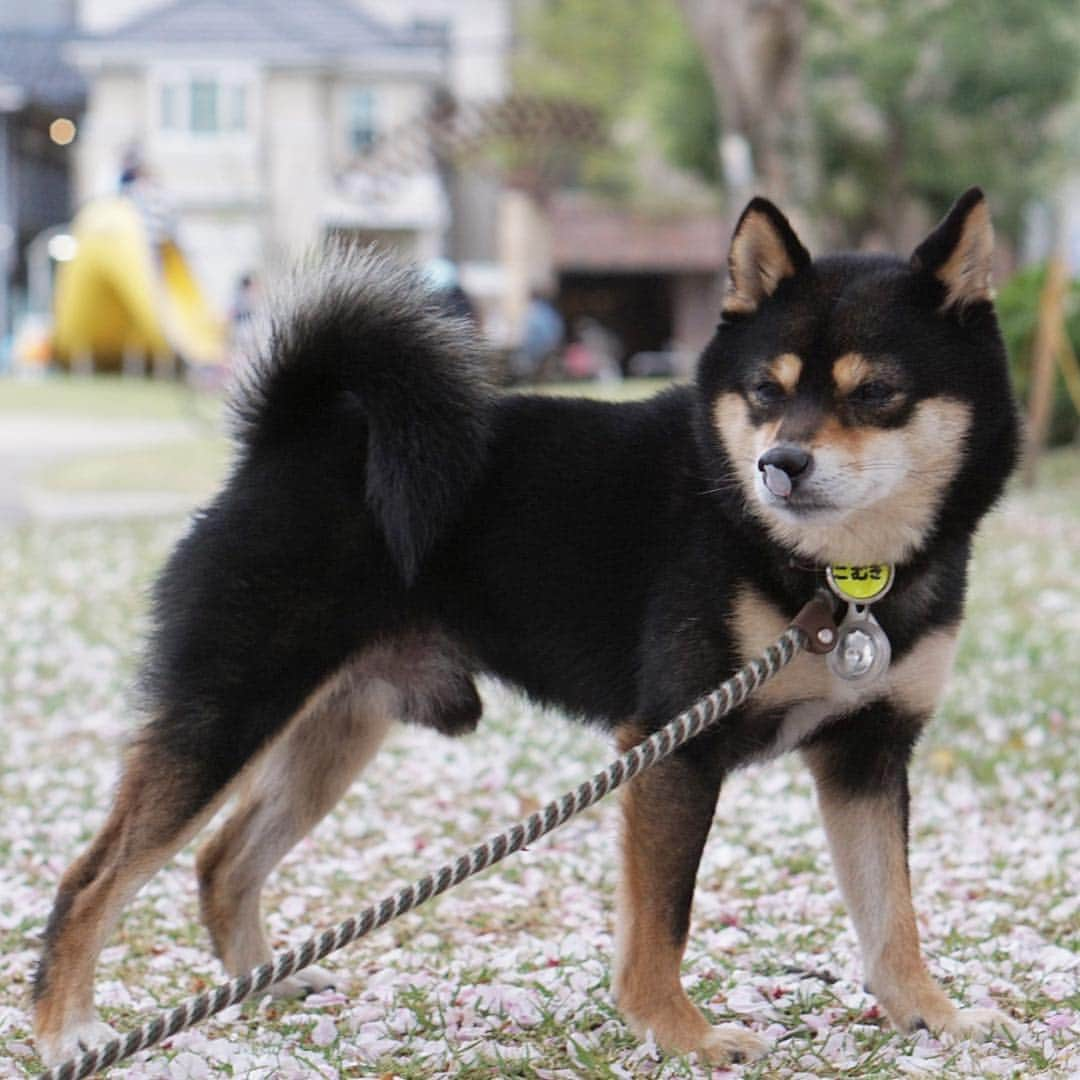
[37,1017,119,1067]
[697,1024,769,1066]
[938,1007,1020,1042]
[269,964,338,1000]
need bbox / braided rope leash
[45,600,834,1080]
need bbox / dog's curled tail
[231,246,494,585]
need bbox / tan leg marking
[34,743,237,1065]
[197,665,395,996]
[613,728,766,1066]
[803,746,1017,1040]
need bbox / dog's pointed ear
[910,187,994,312]
[722,197,811,318]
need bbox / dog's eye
[750,380,786,406]
[849,381,898,407]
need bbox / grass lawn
[0,372,672,422]
[535,377,679,401]
[0,375,1077,1077]
[0,373,217,422]
[1,374,229,505]
[6,375,675,504]
[35,439,231,498]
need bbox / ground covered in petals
[1,450,1077,1078]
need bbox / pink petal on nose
[763,463,792,498]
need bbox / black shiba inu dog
[35,188,1021,1067]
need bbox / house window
[225,85,247,131]
[157,74,251,135]
[347,88,377,153]
[160,84,181,130]
[190,81,219,132]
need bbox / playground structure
[51,195,224,373]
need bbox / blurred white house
[66,0,512,312]
[2,0,729,372]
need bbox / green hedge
[995,264,1080,447]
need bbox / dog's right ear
[722,198,811,319]
[910,187,994,313]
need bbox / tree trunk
[677,0,812,211]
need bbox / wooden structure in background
[1025,253,1080,486]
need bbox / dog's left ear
[722,197,811,318]
[910,187,994,312]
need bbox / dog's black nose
[758,446,812,479]
[758,446,812,498]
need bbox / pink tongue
[763,464,792,498]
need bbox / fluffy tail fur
[232,247,494,584]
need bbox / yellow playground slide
[52,196,224,371]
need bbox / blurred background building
[1,0,1079,420]
[0,0,740,377]
[0,0,85,341]
[68,0,512,327]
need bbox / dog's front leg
[613,729,767,1066]
[802,713,1017,1040]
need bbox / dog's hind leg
[33,740,240,1066]
[612,728,768,1067]
[196,665,395,998]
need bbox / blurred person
[512,289,564,382]
[229,272,262,364]
[117,147,177,251]
[230,273,259,326]
[564,316,621,382]
[424,257,476,322]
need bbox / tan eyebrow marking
[767,352,802,394]
[832,352,870,395]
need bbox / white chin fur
[754,469,873,521]
[756,500,926,565]
[753,470,922,564]
[755,493,850,525]
[714,395,974,566]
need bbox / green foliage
[513,0,716,194]
[514,0,657,118]
[809,0,1080,245]
[996,265,1080,447]
[514,0,648,194]
[515,0,1080,249]
[643,19,720,185]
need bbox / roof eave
[67,40,445,81]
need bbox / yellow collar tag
[826,563,894,604]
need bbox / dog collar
[824,563,894,685]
